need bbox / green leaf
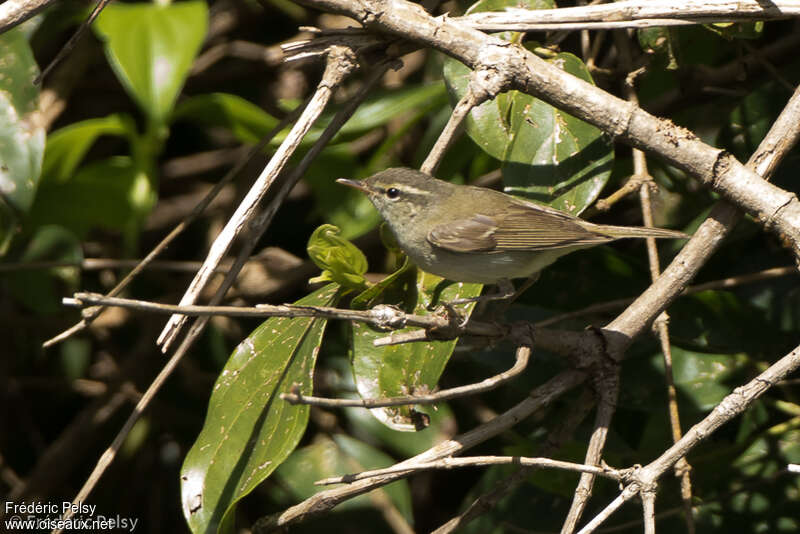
[172,93,280,143]
[705,21,764,40]
[307,224,369,291]
[669,290,779,354]
[94,1,208,124]
[181,284,340,534]
[300,83,448,147]
[175,85,447,148]
[343,401,457,457]
[330,83,447,140]
[0,27,45,253]
[27,156,155,238]
[720,77,794,162]
[275,434,412,521]
[443,1,612,214]
[1,225,82,314]
[660,347,747,411]
[350,256,412,310]
[41,114,136,184]
[638,27,679,70]
[499,53,613,215]
[351,269,482,431]
[302,147,380,239]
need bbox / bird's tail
[595,224,689,240]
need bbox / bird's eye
[386,187,400,200]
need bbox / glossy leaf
[94,1,208,123]
[274,434,412,520]
[41,114,136,184]
[172,93,280,143]
[0,27,45,253]
[443,1,612,214]
[343,401,456,457]
[181,284,340,534]
[351,270,481,431]
[499,53,613,215]
[350,256,412,310]
[307,224,369,291]
[27,156,155,238]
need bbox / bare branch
[294,0,800,262]
[0,0,58,34]
[253,370,588,531]
[282,342,530,407]
[315,455,627,485]
[432,389,596,534]
[580,342,800,533]
[156,45,359,352]
[43,103,305,349]
[421,54,511,174]
[460,0,800,31]
[53,49,368,531]
[561,361,619,533]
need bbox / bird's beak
[336,178,372,194]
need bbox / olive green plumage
[338,168,688,284]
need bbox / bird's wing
[428,203,613,252]
[427,214,498,252]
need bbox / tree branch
[156,45,360,352]
[282,342,530,407]
[315,455,627,485]
[253,370,588,531]
[460,0,800,31]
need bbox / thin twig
[561,360,619,534]
[579,343,800,534]
[35,0,113,85]
[0,0,58,34]
[460,0,800,32]
[282,343,530,408]
[432,388,596,534]
[42,101,305,349]
[2,251,301,274]
[64,293,505,338]
[642,490,656,534]
[621,30,695,534]
[157,45,359,352]
[252,370,588,532]
[315,455,627,485]
[593,174,647,212]
[52,48,365,532]
[421,86,481,175]
[534,266,798,327]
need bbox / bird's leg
[448,278,516,306]
[507,272,540,304]
[490,273,541,316]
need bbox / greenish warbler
[337,168,688,285]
